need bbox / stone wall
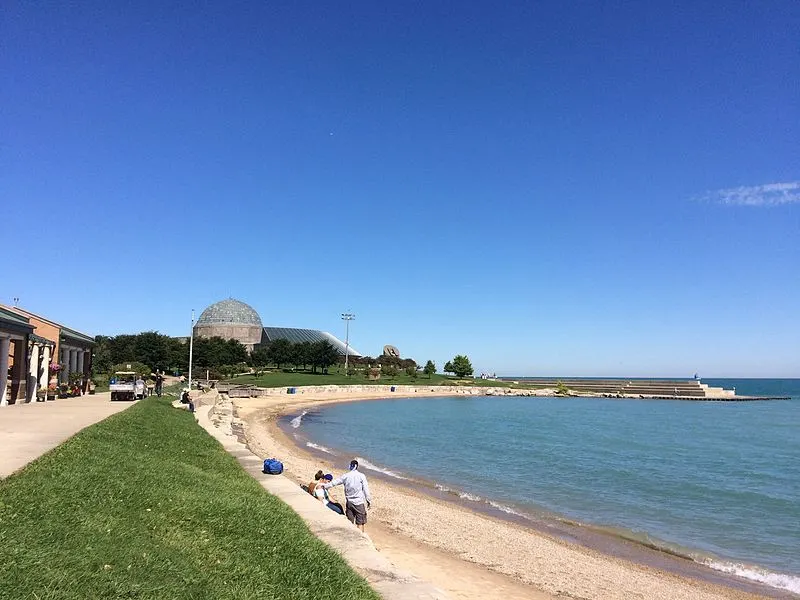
[222,384,549,398]
[194,324,262,351]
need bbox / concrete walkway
[0,392,134,479]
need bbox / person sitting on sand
[319,474,344,515]
[322,459,371,531]
[309,471,344,514]
[308,470,325,496]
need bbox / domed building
[193,297,362,356]
[194,298,263,351]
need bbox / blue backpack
[263,458,284,475]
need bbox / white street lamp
[341,313,355,375]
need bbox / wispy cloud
[699,181,800,207]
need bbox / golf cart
[110,371,136,401]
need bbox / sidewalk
[0,392,134,479]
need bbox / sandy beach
[218,389,780,600]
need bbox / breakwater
[216,380,788,401]
[498,378,789,401]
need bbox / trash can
[287,387,296,394]
[390,386,396,392]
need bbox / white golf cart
[110,371,137,401]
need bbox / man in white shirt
[323,459,372,531]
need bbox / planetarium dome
[194,298,263,351]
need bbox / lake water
[288,379,800,595]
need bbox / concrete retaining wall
[192,398,447,600]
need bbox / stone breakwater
[216,382,783,401]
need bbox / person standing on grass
[135,375,146,399]
[323,459,371,531]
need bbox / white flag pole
[188,309,194,396]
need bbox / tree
[443,361,454,375]
[191,337,248,369]
[109,334,137,366]
[451,355,473,378]
[167,337,189,374]
[250,347,271,368]
[310,340,339,374]
[378,354,401,369]
[291,342,312,370]
[134,332,171,372]
[266,338,292,368]
[383,364,398,378]
[219,364,236,379]
[193,337,226,368]
[399,358,417,370]
[423,360,436,378]
[225,339,249,365]
[93,336,113,373]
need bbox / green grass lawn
[0,398,380,600]
[232,369,449,387]
[231,369,544,390]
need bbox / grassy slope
[0,398,379,600]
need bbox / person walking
[323,459,371,531]
[134,375,146,399]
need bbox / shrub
[111,362,151,376]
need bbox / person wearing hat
[307,471,343,514]
[322,459,371,531]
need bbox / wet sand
[227,390,784,600]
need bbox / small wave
[306,442,335,455]
[458,491,483,502]
[355,457,409,480]
[290,411,308,429]
[447,489,529,518]
[435,483,452,493]
[707,561,800,594]
[487,500,527,518]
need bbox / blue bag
[263,458,284,475]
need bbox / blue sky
[3,2,798,377]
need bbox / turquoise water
[291,379,800,594]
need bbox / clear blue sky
[3,2,798,377]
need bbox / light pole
[341,313,355,375]
[188,309,195,395]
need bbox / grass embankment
[0,398,380,600]
[232,369,541,389]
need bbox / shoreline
[228,390,791,600]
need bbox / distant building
[0,305,94,405]
[261,327,361,357]
[193,298,361,356]
[194,298,263,351]
[0,307,34,405]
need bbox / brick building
[0,305,93,405]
